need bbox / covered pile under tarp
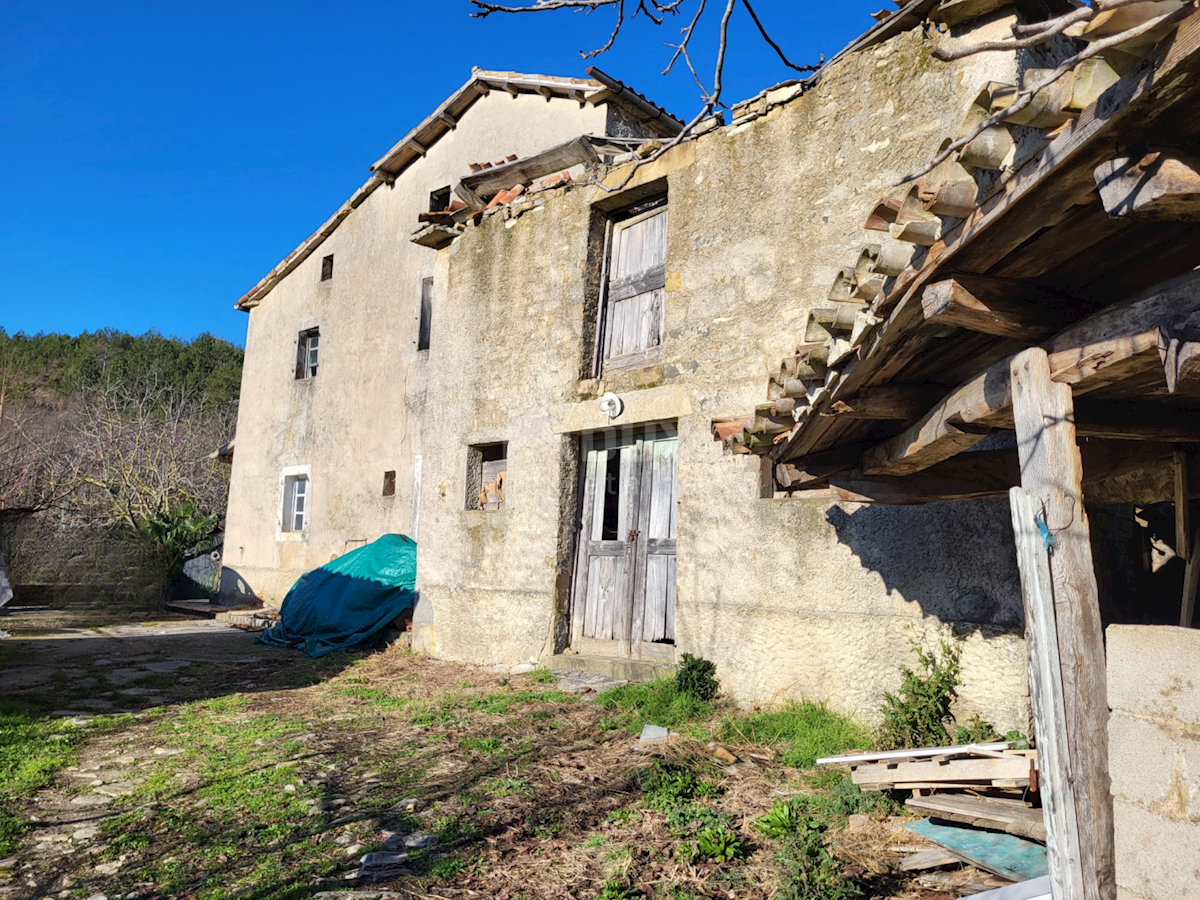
[256,534,417,657]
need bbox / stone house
[222,69,682,602]
[224,9,1037,729]
[225,2,1200,895]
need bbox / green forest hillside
[0,329,244,407]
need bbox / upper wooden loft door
[570,424,678,661]
[600,202,667,374]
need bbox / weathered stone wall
[1107,625,1200,900]
[416,19,1032,729]
[222,90,612,604]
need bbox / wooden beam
[921,276,1065,341]
[820,442,1180,506]
[1176,447,1192,560]
[1182,528,1200,627]
[821,385,937,421]
[775,446,865,489]
[1009,347,1114,900]
[1159,311,1200,395]
[772,11,1200,465]
[1095,151,1200,220]
[863,269,1200,476]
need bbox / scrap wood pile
[818,741,1051,895]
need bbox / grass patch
[482,776,532,797]
[336,686,409,711]
[595,679,714,734]
[0,698,100,853]
[460,736,503,755]
[720,701,873,768]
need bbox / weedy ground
[0,604,979,900]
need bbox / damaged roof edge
[234,67,676,312]
[733,0,941,111]
[234,4,938,312]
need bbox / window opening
[418,277,433,351]
[466,442,508,511]
[282,474,310,532]
[600,196,667,375]
[296,328,319,379]
[429,186,452,213]
[320,254,334,281]
[383,470,396,497]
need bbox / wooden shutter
[603,206,667,371]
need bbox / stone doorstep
[545,653,673,683]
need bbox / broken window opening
[383,470,396,497]
[418,276,433,351]
[466,442,508,511]
[601,449,622,540]
[320,254,334,281]
[429,186,452,213]
[296,328,320,379]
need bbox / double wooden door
[571,425,678,660]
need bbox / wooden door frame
[568,423,678,658]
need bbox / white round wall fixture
[599,391,623,419]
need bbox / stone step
[545,653,674,684]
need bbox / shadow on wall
[825,497,1025,636]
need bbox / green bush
[878,638,962,751]
[775,818,863,900]
[676,654,719,702]
[720,701,872,768]
[635,760,716,813]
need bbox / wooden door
[602,204,667,373]
[570,425,678,659]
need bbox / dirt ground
[0,603,1007,900]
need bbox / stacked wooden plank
[714,2,1184,471]
[818,742,1038,791]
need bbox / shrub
[635,760,715,812]
[878,638,962,751]
[775,817,863,900]
[720,701,872,768]
[676,654,719,702]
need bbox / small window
[383,470,396,497]
[282,473,310,533]
[417,277,433,351]
[466,442,507,511]
[429,186,452,213]
[296,328,319,379]
[320,254,334,281]
[599,197,667,375]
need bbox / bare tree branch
[742,0,823,73]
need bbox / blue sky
[1,0,883,346]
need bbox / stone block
[1108,710,1200,818]
[1107,625,1200,725]
[1113,798,1200,900]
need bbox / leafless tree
[468,0,1196,185]
[75,374,235,534]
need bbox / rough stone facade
[413,18,1032,729]
[223,86,630,603]
[1107,625,1200,900]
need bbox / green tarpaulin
[256,534,417,657]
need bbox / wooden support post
[1178,446,1200,626]
[1009,347,1115,900]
